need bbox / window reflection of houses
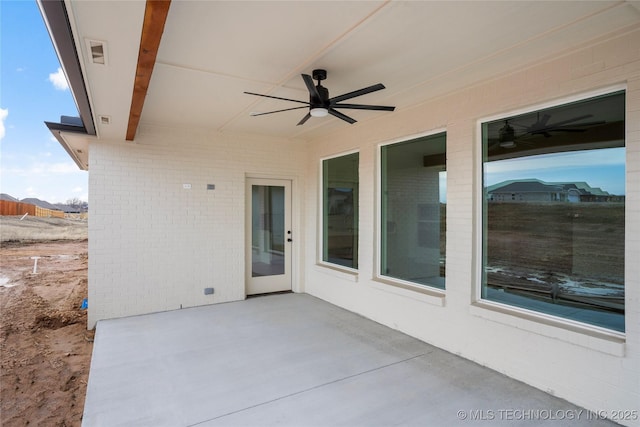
[487,179,624,203]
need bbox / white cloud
[48,67,69,91]
[25,186,40,198]
[0,108,8,140]
[1,160,87,202]
[48,162,80,174]
[2,161,82,177]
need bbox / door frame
[245,177,294,296]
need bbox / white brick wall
[304,29,640,425]
[88,128,306,327]
[88,27,640,426]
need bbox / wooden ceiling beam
[126,0,171,141]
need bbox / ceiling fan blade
[550,121,605,130]
[544,128,587,133]
[530,121,605,136]
[329,83,385,104]
[568,121,605,127]
[543,114,593,129]
[244,91,309,105]
[332,103,395,111]
[301,74,321,100]
[328,108,356,124]
[250,106,309,117]
[538,113,551,126]
[297,112,312,126]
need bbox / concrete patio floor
[83,293,617,426]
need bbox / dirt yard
[1,217,91,426]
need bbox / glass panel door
[246,178,292,295]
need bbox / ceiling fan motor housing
[312,85,330,107]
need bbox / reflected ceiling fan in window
[244,69,395,125]
[491,113,605,151]
[514,113,604,138]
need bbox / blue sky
[1,0,87,203]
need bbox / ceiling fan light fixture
[310,107,329,117]
[499,140,516,148]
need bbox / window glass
[482,91,625,332]
[381,133,446,289]
[322,153,359,268]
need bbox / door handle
[287,230,292,242]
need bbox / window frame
[318,149,360,273]
[473,85,627,340]
[375,129,448,298]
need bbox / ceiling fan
[244,69,395,126]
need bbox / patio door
[245,178,292,295]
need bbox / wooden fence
[0,200,66,218]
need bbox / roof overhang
[38,0,96,170]
[44,116,90,170]
[38,0,640,167]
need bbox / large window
[381,132,446,289]
[322,152,359,269]
[481,91,625,332]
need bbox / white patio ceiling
[66,0,640,145]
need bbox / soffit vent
[86,39,108,65]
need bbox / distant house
[54,202,89,214]
[486,179,624,203]
[0,193,19,202]
[20,198,64,211]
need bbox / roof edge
[37,0,96,137]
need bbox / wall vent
[86,39,108,65]
[99,115,111,125]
